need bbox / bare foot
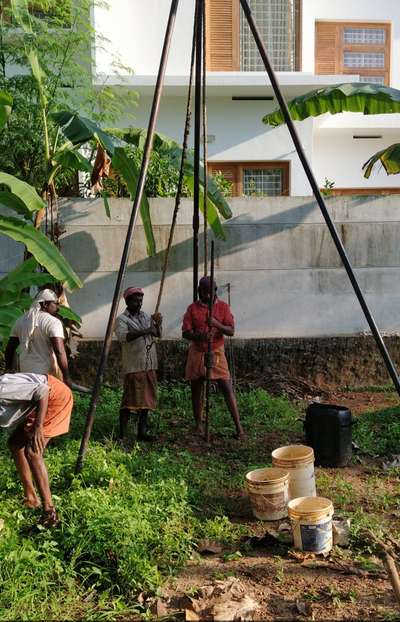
[24,497,41,509]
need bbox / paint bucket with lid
[271,445,316,500]
[288,496,334,554]
[245,467,289,520]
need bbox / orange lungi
[25,375,73,438]
[185,345,231,381]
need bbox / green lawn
[0,384,399,620]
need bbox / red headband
[123,287,144,300]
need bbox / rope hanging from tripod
[154,1,199,315]
[202,0,208,276]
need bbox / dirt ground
[159,389,400,621]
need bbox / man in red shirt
[182,276,244,439]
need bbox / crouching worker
[0,372,73,527]
[182,276,245,440]
[114,287,162,443]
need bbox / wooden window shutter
[206,0,240,71]
[315,22,341,74]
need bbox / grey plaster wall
[2,195,400,339]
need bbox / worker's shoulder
[37,311,63,332]
[215,298,231,311]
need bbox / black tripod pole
[240,0,400,396]
[75,0,180,473]
[193,0,203,301]
[204,239,215,443]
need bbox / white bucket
[245,467,289,520]
[271,445,316,500]
[288,496,334,554]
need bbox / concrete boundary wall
[2,196,400,340]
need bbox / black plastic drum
[305,403,353,467]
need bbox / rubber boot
[137,410,154,442]
[119,409,130,445]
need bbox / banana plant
[52,113,234,254]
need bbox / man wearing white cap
[114,287,162,443]
[5,289,72,388]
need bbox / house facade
[93,0,400,197]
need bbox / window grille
[240,0,297,71]
[344,52,385,69]
[359,75,385,85]
[243,168,283,196]
[343,28,385,45]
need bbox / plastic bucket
[271,445,316,500]
[245,467,289,520]
[288,496,334,554]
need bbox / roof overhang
[94,72,360,98]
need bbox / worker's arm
[207,317,234,337]
[50,337,72,388]
[29,391,49,454]
[182,330,208,342]
[126,326,156,342]
[4,336,19,371]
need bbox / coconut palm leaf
[0,91,13,131]
[263,83,400,127]
[0,216,82,290]
[363,143,400,178]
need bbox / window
[208,162,289,197]
[206,0,301,72]
[315,21,391,85]
[240,0,300,71]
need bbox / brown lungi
[121,370,157,411]
[185,345,230,381]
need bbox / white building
[93,0,400,197]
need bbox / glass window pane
[240,0,297,71]
[344,52,385,68]
[243,168,283,196]
[359,75,385,85]
[343,27,385,45]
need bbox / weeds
[0,383,399,619]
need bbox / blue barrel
[305,403,353,467]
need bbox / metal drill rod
[204,239,215,442]
[75,0,181,473]
[240,0,400,395]
[193,0,203,301]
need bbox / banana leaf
[185,177,226,240]
[58,305,82,326]
[0,173,45,213]
[0,191,34,219]
[263,83,400,127]
[0,306,24,327]
[0,216,82,290]
[0,91,12,131]
[109,127,233,221]
[52,149,93,173]
[111,147,156,256]
[52,111,115,156]
[363,143,400,178]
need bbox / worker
[5,289,72,388]
[114,287,162,443]
[0,372,73,527]
[182,276,245,439]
